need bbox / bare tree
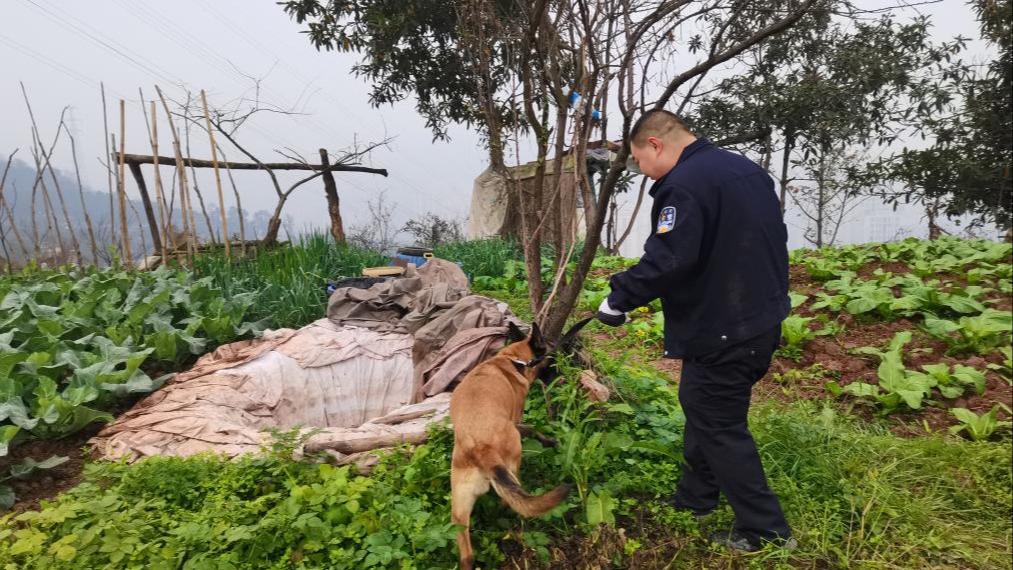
[788,143,868,247]
[454,0,822,339]
[347,190,397,253]
[0,150,21,269]
[66,129,101,264]
[402,212,464,247]
[167,82,390,246]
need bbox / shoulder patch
[656,206,676,234]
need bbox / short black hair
[630,110,692,145]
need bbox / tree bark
[779,131,794,215]
[320,148,346,245]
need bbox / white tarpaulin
[91,259,518,463]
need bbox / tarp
[91,259,521,463]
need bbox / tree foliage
[854,0,1011,231]
[281,0,523,140]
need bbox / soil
[0,424,101,514]
[677,258,1012,438]
[0,385,150,513]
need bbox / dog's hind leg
[451,464,489,570]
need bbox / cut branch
[117,153,388,176]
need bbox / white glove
[597,297,628,327]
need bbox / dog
[449,321,571,570]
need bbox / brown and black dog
[449,322,571,570]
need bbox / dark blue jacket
[607,138,789,358]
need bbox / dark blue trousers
[674,325,791,541]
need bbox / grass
[191,234,388,329]
[433,238,521,280]
[0,237,1009,568]
[0,351,1008,568]
[190,235,522,329]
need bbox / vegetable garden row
[0,236,1009,568]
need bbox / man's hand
[597,298,628,327]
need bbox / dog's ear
[529,321,546,354]
[506,321,526,343]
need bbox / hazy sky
[0,0,988,247]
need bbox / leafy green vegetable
[0,266,262,455]
[949,406,1012,442]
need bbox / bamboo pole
[156,85,196,262]
[149,101,171,262]
[181,99,216,244]
[200,90,230,258]
[117,100,133,266]
[101,83,116,253]
[67,130,100,264]
[218,146,247,256]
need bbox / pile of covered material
[90,259,522,465]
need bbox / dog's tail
[490,465,570,517]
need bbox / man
[596,109,795,552]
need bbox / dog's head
[502,321,548,380]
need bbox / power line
[0,32,99,91]
[113,0,350,153]
[23,0,183,87]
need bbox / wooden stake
[118,100,133,266]
[320,148,346,245]
[150,101,172,262]
[201,90,230,258]
[156,85,196,262]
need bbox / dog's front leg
[517,424,558,447]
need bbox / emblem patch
[656,206,676,234]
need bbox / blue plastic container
[393,247,433,268]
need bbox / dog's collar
[510,356,545,369]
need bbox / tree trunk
[761,132,773,171]
[778,132,794,215]
[320,149,346,245]
[263,196,288,246]
[542,154,626,341]
[815,147,826,248]
[550,105,568,273]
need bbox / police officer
[597,110,796,551]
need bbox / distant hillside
[0,158,271,265]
